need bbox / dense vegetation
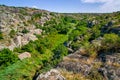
[0,5,120,80]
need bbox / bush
[22,28,29,34]
[69,30,80,40]
[87,69,104,80]
[90,26,101,40]
[0,31,3,40]
[101,33,120,50]
[9,29,16,38]
[63,16,77,23]
[71,42,81,50]
[0,48,18,68]
[52,44,68,65]
[31,13,42,21]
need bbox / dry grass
[58,69,90,80]
[106,62,120,68]
[63,55,96,65]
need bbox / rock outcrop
[18,52,31,60]
[0,5,53,50]
[36,69,65,80]
[57,50,120,80]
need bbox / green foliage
[31,13,42,20]
[69,26,88,41]
[23,22,28,26]
[101,33,120,50]
[22,28,29,34]
[43,26,58,34]
[71,42,81,50]
[76,26,88,33]
[57,24,70,34]
[1,7,120,80]
[103,33,119,44]
[50,12,55,16]
[14,47,22,53]
[87,69,104,80]
[19,9,28,15]
[52,44,68,65]
[9,29,16,38]
[0,33,68,80]
[69,30,80,40]
[0,49,18,68]
[0,31,3,40]
[63,16,77,23]
[53,44,68,58]
[35,23,42,29]
[76,20,87,27]
[43,16,74,35]
[90,26,101,40]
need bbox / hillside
[0,5,120,80]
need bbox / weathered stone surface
[8,39,17,50]
[18,52,31,60]
[21,33,37,45]
[98,65,120,80]
[14,36,22,47]
[57,48,120,80]
[29,29,42,35]
[0,5,51,51]
[36,69,65,80]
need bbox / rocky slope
[36,49,120,80]
[58,50,120,80]
[0,5,54,50]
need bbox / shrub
[87,69,104,80]
[63,16,77,23]
[0,31,3,40]
[50,12,55,16]
[69,30,80,40]
[31,13,42,21]
[90,26,101,40]
[22,28,29,34]
[0,48,18,68]
[9,29,16,38]
[52,44,68,65]
[101,33,120,50]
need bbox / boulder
[29,29,42,35]
[33,29,42,35]
[18,52,31,60]
[21,33,37,45]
